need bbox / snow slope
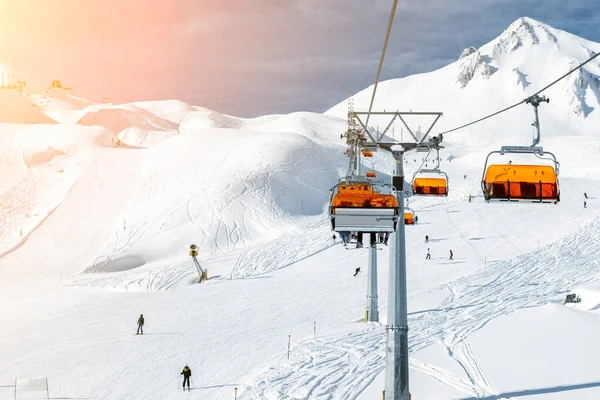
[2,16,600,400]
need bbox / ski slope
[2,16,600,400]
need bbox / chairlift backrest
[481,147,560,203]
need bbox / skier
[468,194,472,203]
[584,201,587,208]
[414,215,419,224]
[136,314,144,335]
[356,232,364,248]
[426,248,431,260]
[463,174,466,179]
[181,365,192,391]
[354,267,361,277]
[449,250,453,260]
[332,234,337,243]
[340,232,348,246]
[584,192,588,199]
[425,235,429,243]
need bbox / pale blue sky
[2,1,599,116]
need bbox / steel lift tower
[353,110,443,400]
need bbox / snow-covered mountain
[2,16,600,400]
[327,17,600,148]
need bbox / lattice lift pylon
[342,93,369,177]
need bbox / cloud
[2,0,600,116]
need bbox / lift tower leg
[366,233,379,322]
[385,148,410,399]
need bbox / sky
[1,0,599,117]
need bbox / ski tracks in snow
[230,221,334,279]
[240,220,600,399]
[238,326,384,400]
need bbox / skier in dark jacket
[181,365,192,391]
[136,314,144,335]
[354,267,361,276]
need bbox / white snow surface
[2,16,600,400]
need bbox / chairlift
[366,171,377,178]
[404,208,415,225]
[481,95,559,204]
[412,169,449,196]
[481,146,560,203]
[362,150,373,157]
[411,141,448,196]
[329,178,399,232]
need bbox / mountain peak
[492,16,558,55]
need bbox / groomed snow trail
[239,220,600,399]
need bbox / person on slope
[136,314,144,335]
[356,232,364,248]
[468,195,472,203]
[426,248,431,260]
[584,201,587,208]
[449,250,453,260]
[414,215,419,224]
[332,234,337,244]
[181,365,192,391]
[354,267,361,277]
[584,192,588,199]
[425,235,429,243]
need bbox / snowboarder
[426,248,431,260]
[449,250,453,260]
[354,267,361,277]
[425,235,429,243]
[468,195,472,203]
[181,365,192,391]
[136,314,144,335]
[584,201,587,208]
[584,192,588,199]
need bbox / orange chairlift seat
[481,146,560,203]
[412,170,449,196]
[329,180,399,232]
[404,209,415,225]
[366,171,377,178]
[361,149,373,157]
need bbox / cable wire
[438,49,600,136]
[364,0,399,129]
